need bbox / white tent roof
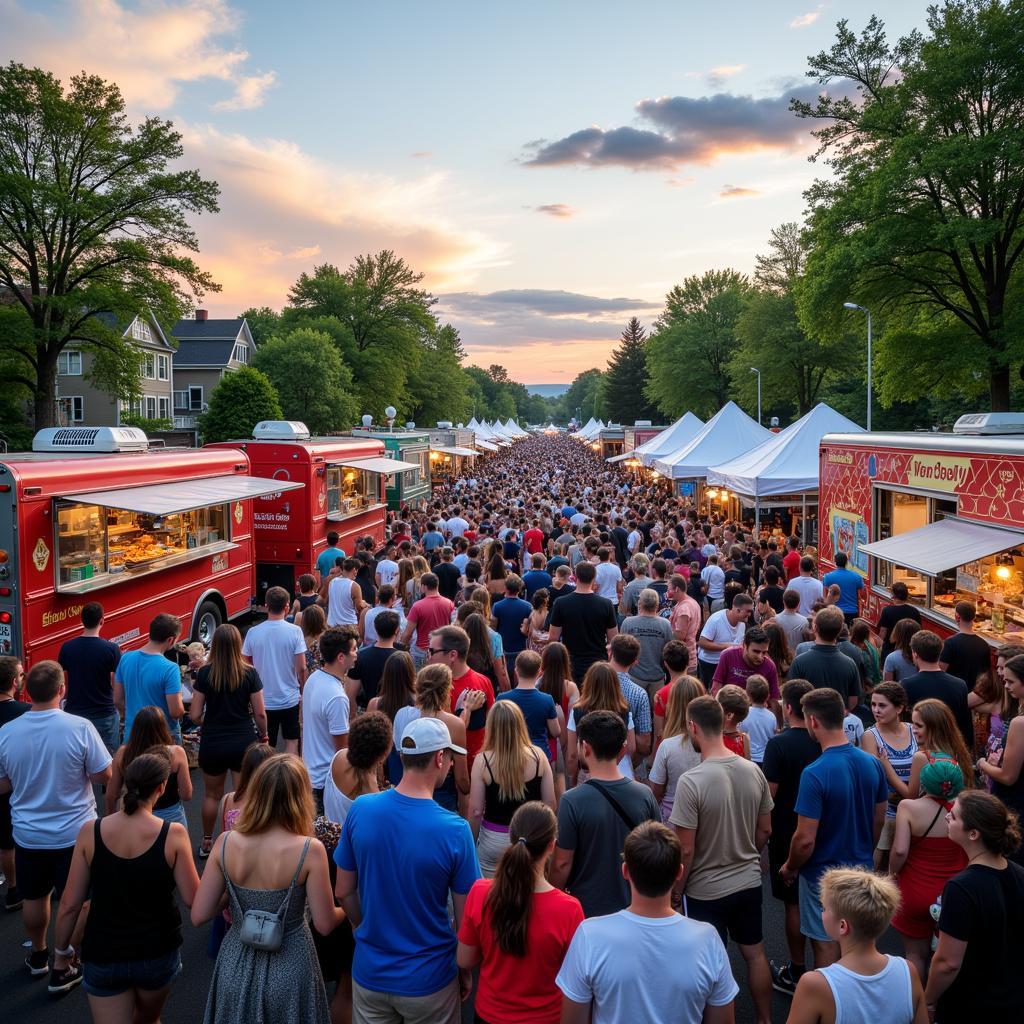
[634,412,705,466]
[505,418,528,437]
[706,403,865,497]
[652,401,773,479]
[473,422,508,446]
[489,421,516,441]
[466,417,481,430]
[574,417,600,439]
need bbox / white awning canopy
[859,518,1024,577]
[432,446,478,457]
[475,439,499,452]
[57,475,305,516]
[343,457,422,475]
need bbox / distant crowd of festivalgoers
[0,432,1022,1024]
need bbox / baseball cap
[400,717,467,756]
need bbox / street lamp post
[843,302,873,431]
[749,367,762,425]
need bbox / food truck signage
[905,455,971,492]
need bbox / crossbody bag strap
[221,831,239,900]
[585,780,637,831]
[275,837,312,923]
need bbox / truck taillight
[0,587,9,596]
[0,612,10,624]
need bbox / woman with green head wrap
[888,754,970,978]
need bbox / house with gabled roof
[169,309,256,428]
[54,310,176,427]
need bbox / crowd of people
[1,432,1023,1024]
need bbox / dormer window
[232,342,249,364]
[131,318,152,342]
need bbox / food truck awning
[475,440,499,452]
[343,457,421,475]
[859,518,1024,577]
[57,475,305,516]
[606,452,633,463]
[432,446,478,458]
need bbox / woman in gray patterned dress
[192,754,345,1024]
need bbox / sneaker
[25,948,49,977]
[48,960,83,995]
[770,959,799,997]
[4,886,23,911]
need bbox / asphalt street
[0,765,905,1024]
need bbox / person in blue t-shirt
[521,553,554,601]
[491,576,533,682]
[113,614,184,741]
[781,687,888,968]
[822,552,865,623]
[335,717,479,1022]
[421,522,445,554]
[315,530,347,582]
[496,650,559,753]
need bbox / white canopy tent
[609,412,705,466]
[574,417,600,440]
[504,418,528,438]
[706,403,864,530]
[488,421,516,442]
[652,401,772,480]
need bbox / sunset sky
[3,0,935,382]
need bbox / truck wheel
[192,601,223,646]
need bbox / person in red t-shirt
[523,520,545,556]
[457,801,583,1024]
[783,536,802,582]
[400,573,455,667]
[653,640,695,746]
[711,626,782,719]
[428,624,494,767]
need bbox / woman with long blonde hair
[907,699,975,798]
[565,662,635,785]
[188,623,268,858]
[389,664,471,816]
[469,701,555,876]
[648,676,705,820]
[192,755,343,1024]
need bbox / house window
[189,386,204,411]
[58,350,83,376]
[232,343,249,365]
[158,396,170,419]
[173,390,188,411]
[131,318,152,342]
[67,396,84,422]
[141,352,156,379]
[157,354,169,381]
[144,396,157,419]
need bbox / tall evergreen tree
[602,318,659,423]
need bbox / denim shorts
[83,950,182,997]
[798,873,830,942]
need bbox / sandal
[198,835,213,859]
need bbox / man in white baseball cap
[335,714,478,1023]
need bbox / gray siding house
[170,310,256,428]
[55,312,175,427]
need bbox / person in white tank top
[322,711,393,825]
[326,562,363,627]
[787,867,928,1024]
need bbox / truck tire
[192,600,223,646]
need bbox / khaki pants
[353,977,460,1024]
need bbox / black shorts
[15,844,75,900]
[198,734,257,776]
[685,883,764,946]
[769,845,800,905]
[0,793,13,850]
[266,705,300,744]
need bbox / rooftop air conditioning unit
[634,420,652,427]
[33,426,149,453]
[953,413,1024,436]
[252,420,311,441]
[436,421,453,429]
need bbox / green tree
[405,324,473,425]
[239,306,281,345]
[602,317,659,423]
[645,269,749,418]
[199,366,282,443]
[730,223,856,418]
[559,368,605,423]
[0,64,219,430]
[252,328,359,434]
[795,3,1024,410]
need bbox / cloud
[791,6,824,28]
[440,289,657,319]
[410,151,433,158]
[0,0,275,111]
[175,124,503,315]
[535,204,576,219]
[522,78,856,171]
[717,185,763,199]
[707,64,746,87]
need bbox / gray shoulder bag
[223,832,310,953]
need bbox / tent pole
[754,497,760,536]
[802,493,807,543]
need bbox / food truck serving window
[56,500,230,592]
[325,465,377,518]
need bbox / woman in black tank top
[52,750,200,1009]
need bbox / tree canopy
[602,318,659,424]
[198,366,282,443]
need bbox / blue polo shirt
[822,567,864,615]
[316,544,346,578]
[491,596,532,655]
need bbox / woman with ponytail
[52,751,199,1018]
[924,790,1024,1019]
[457,801,583,1024]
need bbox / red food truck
[818,413,1024,649]
[0,426,304,666]
[207,421,419,603]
